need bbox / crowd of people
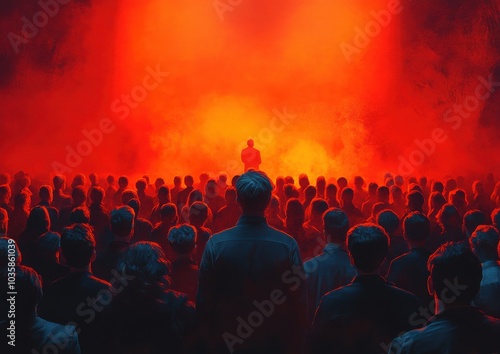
[1,169,500,353]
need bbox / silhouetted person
[104,175,117,210]
[0,266,81,353]
[377,185,392,211]
[469,225,500,318]
[316,176,326,199]
[71,173,85,191]
[168,224,199,302]
[285,198,306,254]
[9,191,30,240]
[431,180,444,194]
[39,223,111,354]
[89,186,111,250]
[217,174,228,197]
[59,186,87,228]
[404,190,425,218]
[70,206,90,224]
[390,185,405,217]
[0,184,13,214]
[428,191,446,234]
[298,173,310,202]
[18,206,50,266]
[93,206,134,281]
[86,172,99,205]
[353,176,368,208]
[443,178,458,200]
[150,185,170,226]
[213,187,241,233]
[463,209,486,240]
[102,242,196,354]
[337,177,348,200]
[303,198,329,260]
[113,176,129,208]
[150,203,178,259]
[265,194,285,231]
[361,182,378,218]
[435,203,466,248]
[284,183,299,203]
[326,183,340,208]
[492,182,500,207]
[52,175,73,212]
[470,180,494,223]
[135,178,154,219]
[38,185,60,232]
[388,212,432,306]
[376,209,407,275]
[341,187,363,227]
[449,188,469,218]
[170,176,183,206]
[120,188,138,206]
[274,176,287,216]
[311,224,420,354]
[31,231,68,288]
[302,185,317,211]
[304,208,356,322]
[190,201,212,265]
[197,170,305,354]
[127,198,153,245]
[177,175,194,210]
[204,179,226,217]
[390,243,500,353]
[241,139,261,172]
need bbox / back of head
[89,173,98,185]
[326,183,337,198]
[403,212,430,243]
[472,180,484,195]
[160,203,178,223]
[127,198,141,217]
[157,185,170,204]
[377,186,390,203]
[205,179,218,197]
[347,223,389,273]
[371,202,386,218]
[36,232,61,260]
[236,171,273,214]
[376,210,400,236]
[38,185,52,203]
[118,241,170,291]
[354,176,364,188]
[304,185,317,200]
[394,175,404,187]
[449,188,468,207]
[428,242,482,305]
[106,175,115,185]
[26,206,50,236]
[69,206,90,224]
[432,181,444,193]
[72,186,87,206]
[284,183,299,199]
[316,176,326,189]
[323,208,349,244]
[247,139,254,147]
[155,177,165,189]
[90,186,105,204]
[187,189,203,206]
[406,190,425,212]
[71,173,85,188]
[168,224,197,254]
[15,191,30,210]
[299,173,310,188]
[337,177,348,188]
[225,187,237,205]
[0,184,11,201]
[121,189,139,205]
[429,191,446,212]
[390,185,402,199]
[174,176,182,186]
[61,223,96,268]
[470,225,499,262]
[437,203,461,229]
[53,175,65,190]
[189,201,208,226]
[231,175,240,187]
[445,178,458,193]
[341,187,354,203]
[118,176,129,188]
[286,198,305,224]
[184,175,194,187]
[310,198,329,217]
[463,209,486,236]
[111,206,135,240]
[15,266,43,319]
[368,182,378,196]
[135,178,147,193]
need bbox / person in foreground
[389,242,500,354]
[0,266,81,353]
[197,170,306,354]
[310,223,421,354]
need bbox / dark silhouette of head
[0,184,11,204]
[231,175,240,187]
[111,206,135,240]
[376,210,400,237]
[429,191,447,214]
[71,174,85,189]
[187,189,204,206]
[310,198,328,220]
[431,181,444,193]
[53,175,66,191]
[25,206,50,238]
[160,203,178,224]
[390,185,403,201]
[394,175,404,187]
[127,198,141,219]
[428,242,482,307]
[285,198,305,229]
[72,186,87,206]
[118,176,129,189]
[323,208,349,244]
[463,209,486,237]
[406,190,425,212]
[326,183,338,200]
[205,179,218,198]
[316,176,326,195]
[371,202,386,219]
[247,139,254,147]
[403,212,430,245]
[121,189,139,206]
[284,184,299,200]
[341,187,354,206]
[354,176,365,189]
[337,177,348,190]
[89,173,98,186]
[304,185,317,202]
[155,177,165,190]
[236,171,273,215]
[14,191,31,213]
[377,186,390,204]
[469,225,499,263]
[444,178,458,194]
[368,182,378,198]
[189,201,209,227]
[225,187,237,206]
[347,223,389,273]
[157,185,170,205]
[437,204,462,231]
[61,223,96,269]
[69,206,90,224]
[174,176,182,187]
[38,185,53,204]
[90,186,105,204]
[449,189,468,209]
[14,266,43,319]
[106,175,115,186]
[184,175,194,188]
[135,178,148,194]
[299,174,310,189]
[168,224,197,255]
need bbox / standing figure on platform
[241,139,261,172]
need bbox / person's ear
[427,275,434,296]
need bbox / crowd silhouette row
[1,170,500,353]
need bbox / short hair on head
[347,223,389,273]
[341,187,354,199]
[90,186,105,204]
[111,206,135,239]
[69,206,90,224]
[174,176,182,184]
[36,232,61,260]
[432,181,444,193]
[236,171,273,214]
[285,198,305,224]
[428,242,482,305]
[284,184,299,199]
[429,191,446,211]
[160,203,178,221]
[38,185,52,202]
[118,176,129,187]
[376,210,400,236]
[225,187,237,203]
[310,198,329,216]
[118,241,171,290]
[135,178,147,192]
[326,183,337,196]
[437,203,461,229]
[127,198,141,217]
[463,209,486,235]
[403,212,430,242]
[0,185,11,201]
[377,186,390,200]
[354,176,364,186]
[61,223,96,268]
[106,175,115,184]
[371,202,386,218]
[407,190,425,211]
[323,208,349,243]
[189,201,209,224]
[168,224,197,254]
[184,175,194,186]
[15,266,43,316]
[155,177,165,188]
[53,175,66,189]
[268,194,280,210]
[121,189,139,205]
[368,182,378,194]
[0,237,21,267]
[469,225,499,259]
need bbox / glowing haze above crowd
[0,0,499,182]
